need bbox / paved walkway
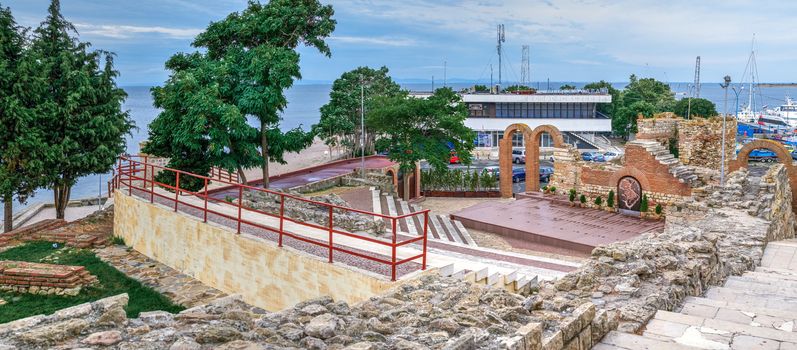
[597,239,797,349]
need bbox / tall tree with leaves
[673,97,717,118]
[369,87,475,172]
[0,4,45,232]
[188,0,336,188]
[22,0,133,219]
[314,66,401,158]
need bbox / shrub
[655,203,663,215]
[579,194,587,204]
[111,236,126,246]
[607,190,615,207]
[640,194,649,212]
[224,195,236,203]
[549,186,556,194]
[542,185,548,192]
[569,189,576,202]
[594,196,603,206]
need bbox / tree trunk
[3,195,12,233]
[236,166,248,184]
[260,120,270,188]
[53,184,71,220]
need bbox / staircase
[370,188,477,246]
[597,239,797,349]
[437,262,537,295]
[629,139,700,187]
[0,219,67,247]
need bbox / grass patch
[110,235,126,246]
[0,241,183,323]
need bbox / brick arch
[499,124,565,197]
[728,139,797,213]
[609,166,652,191]
[384,168,397,189]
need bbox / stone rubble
[243,190,386,235]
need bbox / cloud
[329,35,418,47]
[74,23,202,39]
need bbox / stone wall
[0,261,97,296]
[113,191,403,312]
[678,116,737,170]
[636,114,679,146]
[525,164,795,348]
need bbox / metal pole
[328,205,334,263]
[174,172,180,212]
[361,77,366,179]
[721,75,731,186]
[237,186,243,234]
[279,194,284,247]
[203,178,208,223]
[391,217,397,281]
[421,211,428,270]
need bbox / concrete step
[453,220,476,246]
[598,331,700,350]
[648,310,797,345]
[682,296,797,323]
[704,286,797,312]
[723,276,797,298]
[731,274,797,291]
[679,298,796,335]
[752,267,797,281]
[438,215,463,244]
[398,199,419,236]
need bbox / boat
[762,97,797,128]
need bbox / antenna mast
[693,56,701,98]
[497,24,505,86]
[521,45,530,86]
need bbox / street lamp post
[360,76,365,178]
[731,86,744,121]
[720,76,731,186]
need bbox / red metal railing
[111,155,428,281]
[210,167,240,183]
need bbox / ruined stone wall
[678,116,737,171]
[524,164,795,349]
[636,114,679,146]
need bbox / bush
[594,196,603,206]
[111,236,126,246]
[542,185,549,191]
[421,168,499,192]
[607,190,615,207]
[655,203,663,215]
[579,194,587,204]
[550,186,556,194]
[224,195,236,203]
[569,189,576,202]
[640,194,649,212]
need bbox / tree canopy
[314,66,402,158]
[587,75,676,138]
[19,0,133,219]
[504,85,535,93]
[369,87,475,172]
[673,97,718,118]
[146,0,335,188]
[0,4,46,231]
[559,84,576,90]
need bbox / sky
[4,0,796,86]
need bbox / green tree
[473,84,488,92]
[560,84,576,90]
[369,87,475,172]
[314,66,401,158]
[504,85,535,93]
[584,80,621,117]
[614,101,656,138]
[673,97,717,118]
[623,74,675,112]
[22,0,133,219]
[190,0,336,188]
[0,4,45,232]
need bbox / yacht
[761,97,797,128]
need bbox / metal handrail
[111,155,428,281]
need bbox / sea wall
[112,191,399,312]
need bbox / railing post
[328,205,333,263]
[143,155,148,192]
[127,161,132,196]
[391,217,397,281]
[237,186,243,234]
[149,165,154,203]
[422,211,428,270]
[174,172,180,212]
[203,178,208,223]
[278,194,284,247]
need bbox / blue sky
[5,0,797,86]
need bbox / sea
[6,81,797,215]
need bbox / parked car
[747,149,777,162]
[792,150,797,161]
[483,166,500,177]
[603,151,619,161]
[539,166,554,182]
[592,153,606,162]
[581,152,595,161]
[512,149,526,164]
[449,151,460,164]
[511,167,525,183]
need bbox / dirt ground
[240,138,342,181]
[418,197,588,263]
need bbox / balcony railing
[111,155,429,281]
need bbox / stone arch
[384,168,398,190]
[608,166,652,191]
[499,124,565,197]
[728,139,797,213]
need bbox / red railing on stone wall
[111,155,428,281]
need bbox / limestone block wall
[113,192,398,311]
[636,115,679,145]
[678,116,737,170]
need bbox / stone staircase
[597,239,797,349]
[437,262,538,295]
[0,219,67,247]
[370,188,477,246]
[630,139,700,186]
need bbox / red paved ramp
[451,193,664,255]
